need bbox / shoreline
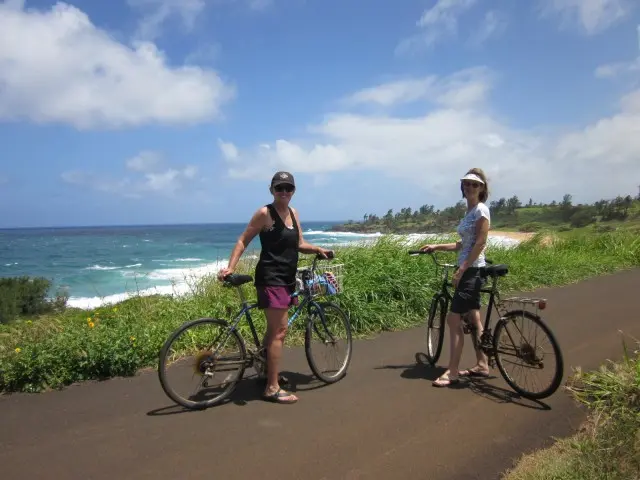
[62,231,525,311]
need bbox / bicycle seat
[224,274,253,286]
[481,264,509,278]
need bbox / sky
[0,0,639,228]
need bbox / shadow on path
[375,352,551,411]
[147,369,331,416]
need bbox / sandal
[263,388,298,404]
[432,373,460,388]
[459,367,490,378]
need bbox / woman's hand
[217,267,234,281]
[316,247,334,259]
[419,244,436,253]
[452,264,467,287]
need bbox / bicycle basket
[297,263,344,296]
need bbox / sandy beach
[489,231,535,242]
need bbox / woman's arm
[218,208,267,279]
[420,241,461,252]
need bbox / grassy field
[502,335,640,480]
[1,229,639,394]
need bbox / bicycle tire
[304,301,353,384]
[492,310,564,400]
[424,294,447,366]
[158,317,246,410]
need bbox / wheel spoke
[159,319,246,409]
[305,303,353,383]
[493,310,564,400]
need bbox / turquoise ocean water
[0,222,519,310]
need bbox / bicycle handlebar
[408,249,456,268]
[408,249,494,268]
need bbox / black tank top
[254,204,300,287]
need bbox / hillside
[331,192,640,235]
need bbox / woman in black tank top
[218,171,332,404]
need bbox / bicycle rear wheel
[305,301,353,383]
[492,310,564,400]
[158,317,247,410]
[424,294,446,366]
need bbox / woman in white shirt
[419,168,491,387]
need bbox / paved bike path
[1,269,639,480]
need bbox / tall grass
[1,230,638,393]
[502,334,640,480]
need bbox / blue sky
[0,0,639,228]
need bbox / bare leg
[263,307,298,403]
[459,309,490,375]
[433,312,464,386]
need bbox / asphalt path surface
[2,269,639,480]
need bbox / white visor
[460,173,485,184]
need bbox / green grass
[502,334,640,480]
[1,230,639,394]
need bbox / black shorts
[450,267,486,314]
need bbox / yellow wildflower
[88,321,95,328]
[15,347,21,353]
[130,336,136,342]
[87,317,92,322]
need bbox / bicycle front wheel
[425,294,446,366]
[305,301,353,383]
[158,317,247,410]
[492,310,564,400]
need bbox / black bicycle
[408,249,564,400]
[158,252,353,409]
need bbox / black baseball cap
[271,171,295,188]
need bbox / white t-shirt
[456,202,491,268]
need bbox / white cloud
[540,0,634,35]
[594,24,640,81]
[468,10,508,46]
[218,67,640,205]
[62,152,200,198]
[126,151,163,172]
[0,2,235,130]
[127,0,206,41]
[344,67,492,109]
[396,0,478,55]
[595,57,640,78]
[218,139,239,161]
[248,0,272,12]
[127,0,274,41]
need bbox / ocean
[0,223,519,310]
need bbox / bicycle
[158,251,353,410]
[408,249,564,400]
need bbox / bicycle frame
[409,250,503,332]
[217,253,332,354]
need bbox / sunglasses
[462,181,482,188]
[274,184,295,193]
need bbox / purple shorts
[256,285,299,310]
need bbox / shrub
[0,277,68,324]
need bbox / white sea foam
[67,284,191,310]
[85,263,142,271]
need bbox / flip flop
[263,388,298,404]
[432,374,460,388]
[459,368,490,378]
